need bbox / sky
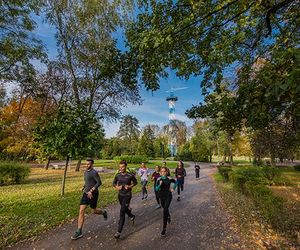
[32,15,205,138]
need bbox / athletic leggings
[177,179,184,195]
[160,194,172,228]
[118,195,134,233]
[141,180,148,196]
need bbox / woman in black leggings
[155,167,177,237]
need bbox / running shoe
[155,204,161,209]
[114,232,121,239]
[130,214,135,225]
[71,230,83,240]
[177,196,180,201]
[102,210,108,220]
[161,229,166,237]
[144,194,148,199]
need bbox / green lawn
[0,168,142,248]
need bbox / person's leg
[118,195,127,233]
[77,204,87,230]
[123,196,135,222]
[89,191,107,219]
[161,195,172,236]
[144,181,148,198]
[141,180,146,198]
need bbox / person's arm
[155,177,162,192]
[91,172,102,191]
[175,168,178,178]
[170,178,177,191]
[183,168,187,177]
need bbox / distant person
[138,162,151,199]
[71,159,107,240]
[155,166,177,237]
[194,162,200,179]
[162,161,170,176]
[113,160,137,239]
[151,165,161,209]
[175,160,186,201]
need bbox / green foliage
[113,155,149,164]
[230,167,264,193]
[261,166,281,184]
[0,162,30,185]
[138,125,155,157]
[246,184,283,224]
[175,142,193,161]
[217,166,232,182]
[294,165,300,171]
[34,105,104,159]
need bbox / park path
[10,163,247,250]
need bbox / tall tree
[138,125,155,157]
[45,0,140,120]
[117,115,140,155]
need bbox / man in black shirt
[71,159,108,240]
[113,160,137,239]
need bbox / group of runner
[71,159,196,240]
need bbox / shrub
[246,184,283,223]
[113,155,149,164]
[261,166,281,185]
[294,165,300,171]
[0,162,30,185]
[217,166,232,182]
[230,167,264,193]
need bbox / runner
[71,159,107,240]
[113,160,137,239]
[151,165,161,209]
[138,162,150,199]
[194,162,200,179]
[175,160,186,201]
[155,167,177,237]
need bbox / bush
[294,165,300,171]
[261,166,281,184]
[217,166,232,182]
[230,167,264,193]
[246,184,283,223]
[0,162,30,185]
[113,155,149,164]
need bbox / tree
[127,0,299,93]
[117,115,140,155]
[0,0,46,81]
[45,0,140,120]
[138,125,155,158]
[34,105,104,195]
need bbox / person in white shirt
[138,162,151,199]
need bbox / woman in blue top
[155,167,177,237]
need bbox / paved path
[11,163,246,250]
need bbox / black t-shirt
[195,165,200,171]
[113,173,137,196]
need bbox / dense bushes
[113,155,149,164]
[217,166,232,182]
[0,162,30,185]
[294,165,300,171]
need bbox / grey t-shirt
[83,168,102,193]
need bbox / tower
[166,91,178,157]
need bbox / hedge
[0,162,30,185]
[113,155,149,164]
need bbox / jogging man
[113,160,137,239]
[71,159,107,240]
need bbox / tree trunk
[61,155,69,196]
[270,154,276,167]
[44,156,51,170]
[75,158,81,172]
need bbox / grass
[0,167,143,248]
[214,166,300,249]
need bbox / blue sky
[33,15,204,138]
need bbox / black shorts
[80,191,99,209]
